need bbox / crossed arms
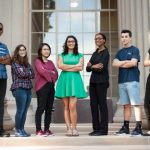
[112,58,138,68]
[57,56,84,72]
[0,55,11,65]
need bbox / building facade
[0,0,149,123]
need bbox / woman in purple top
[11,44,34,137]
[34,43,58,136]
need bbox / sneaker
[36,130,47,137]
[0,129,10,137]
[115,126,130,135]
[89,131,99,136]
[130,127,143,136]
[21,129,31,137]
[15,129,28,137]
[44,130,55,136]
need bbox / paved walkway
[0,123,149,149]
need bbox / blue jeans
[12,88,32,130]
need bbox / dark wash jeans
[35,82,54,131]
[12,88,31,130]
[0,79,7,130]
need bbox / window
[31,0,118,98]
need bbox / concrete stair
[0,123,150,150]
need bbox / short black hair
[121,29,132,37]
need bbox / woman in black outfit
[86,33,109,136]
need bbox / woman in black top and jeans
[86,33,109,136]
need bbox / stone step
[0,123,149,148]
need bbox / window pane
[71,12,82,32]
[97,12,100,32]
[70,33,83,52]
[57,0,70,10]
[97,0,101,10]
[111,32,118,52]
[57,33,69,54]
[101,0,109,9]
[43,33,56,54]
[32,0,43,10]
[58,13,70,32]
[110,11,118,31]
[83,55,92,76]
[32,12,43,32]
[83,33,95,54]
[83,0,95,10]
[70,0,82,10]
[83,12,95,32]
[48,55,57,66]
[31,54,38,69]
[44,0,56,9]
[110,0,117,9]
[44,12,56,32]
[32,33,43,53]
[100,12,109,31]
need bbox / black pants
[0,79,7,130]
[35,82,55,131]
[89,83,108,133]
[144,74,150,122]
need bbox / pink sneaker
[36,130,47,137]
[44,130,55,136]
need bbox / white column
[0,0,33,129]
[115,0,149,128]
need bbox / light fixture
[70,0,79,8]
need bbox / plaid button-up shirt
[11,62,35,91]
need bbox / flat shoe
[66,129,72,136]
[72,130,79,136]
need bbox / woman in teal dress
[55,35,87,136]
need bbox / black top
[86,48,109,85]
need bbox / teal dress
[55,52,87,99]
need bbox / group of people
[0,21,150,137]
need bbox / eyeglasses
[67,40,75,43]
[42,48,50,51]
[94,37,103,41]
[19,49,26,51]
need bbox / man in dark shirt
[112,29,143,136]
[0,22,11,137]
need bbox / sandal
[72,129,79,136]
[66,129,72,136]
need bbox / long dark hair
[11,44,28,66]
[37,43,51,63]
[62,35,78,55]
